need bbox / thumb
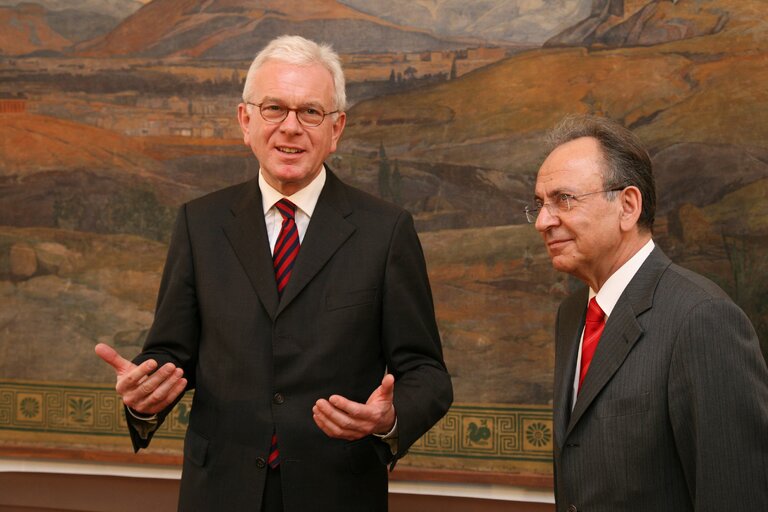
[365,374,396,406]
[379,373,395,400]
[94,343,135,375]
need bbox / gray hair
[242,35,347,112]
[547,114,656,231]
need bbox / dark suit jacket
[129,168,453,511]
[553,246,768,512]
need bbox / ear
[236,103,251,145]
[328,111,347,154]
[618,186,643,232]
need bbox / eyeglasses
[246,101,339,127]
[524,187,625,224]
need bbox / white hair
[242,35,347,112]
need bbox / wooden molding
[0,446,553,489]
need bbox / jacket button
[273,392,284,405]
[568,505,578,512]
[256,457,266,468]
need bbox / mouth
[276,146,304,154]
[546,238,571,251]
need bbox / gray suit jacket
[128,168,453,511]
[553,246,768,512]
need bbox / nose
[279,110,304,134]
[534,203,559,232]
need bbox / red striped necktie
[269,199,301,469]
[578,297,606,390]
[273,198,300,298]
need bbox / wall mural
[1,0,766,484]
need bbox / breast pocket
[596,392,651,418]
[326,288,378,311]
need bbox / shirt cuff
[373,416,398,439]
[126,407,159,440]
[373,417,398,455]
[127,408,158,422]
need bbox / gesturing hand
[94,343,187,415]
[312,374,396,441]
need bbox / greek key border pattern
[408,405,553,462]
[0,380,191,440]
[0,381,552,461]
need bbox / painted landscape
[1,0,766,479]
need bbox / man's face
[237,60,346,196]
[534,137,624,289]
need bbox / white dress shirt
[259,167,326,253]
[572,239,655,408]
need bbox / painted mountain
[74,0,466,58]
[0,0,145,18]
[339,0,592,44]
[0,0,144,54]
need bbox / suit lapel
[565,247,671,437]
[276,169,356,316]
[554,289,588,449]
[222,178,280,320]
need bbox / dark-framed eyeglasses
[246,101,339,127]
[524,187,626,224]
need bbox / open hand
[94,343,187,415]
[312,374,396,440]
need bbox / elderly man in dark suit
[95,35,452,512]
[527,114,768,512]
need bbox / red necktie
[269,199,300,469]
[273,199,300,297]
[578,297,606,390]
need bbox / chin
[550,256,575,276]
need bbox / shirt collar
[591,239,655,316]
[259,166,326,217]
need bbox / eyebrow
[260,96,326,109]
[534,187,564,201]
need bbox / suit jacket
[553,246,768,512]
[128,168,453,511]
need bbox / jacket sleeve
[128,204,201,451]
[381,210,453,463]
[668,297,768,510]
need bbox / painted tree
[378,141,391,199]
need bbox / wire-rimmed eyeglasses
[246,101,339,127]
[524,187,626,224]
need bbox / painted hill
[339,0,591,44]
[0,0,144,19]
[0,113,194,238]
[0,1,128,55]
[0,3,72,55]
[339,0,767,227]
[75,0,464,59]
[546,0,729,47]
[0,113,162,176]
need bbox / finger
[140,367,184,406]
[316,398,372,434]
[312,402,363,441]
[122,363,177,410]
[132,369,187,414]
[115,359,158,395]
[328,394,364,418]
[136,362,178,397]
[94,343,135,374]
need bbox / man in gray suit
[95,35,452,511]
[527,114,768,511]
